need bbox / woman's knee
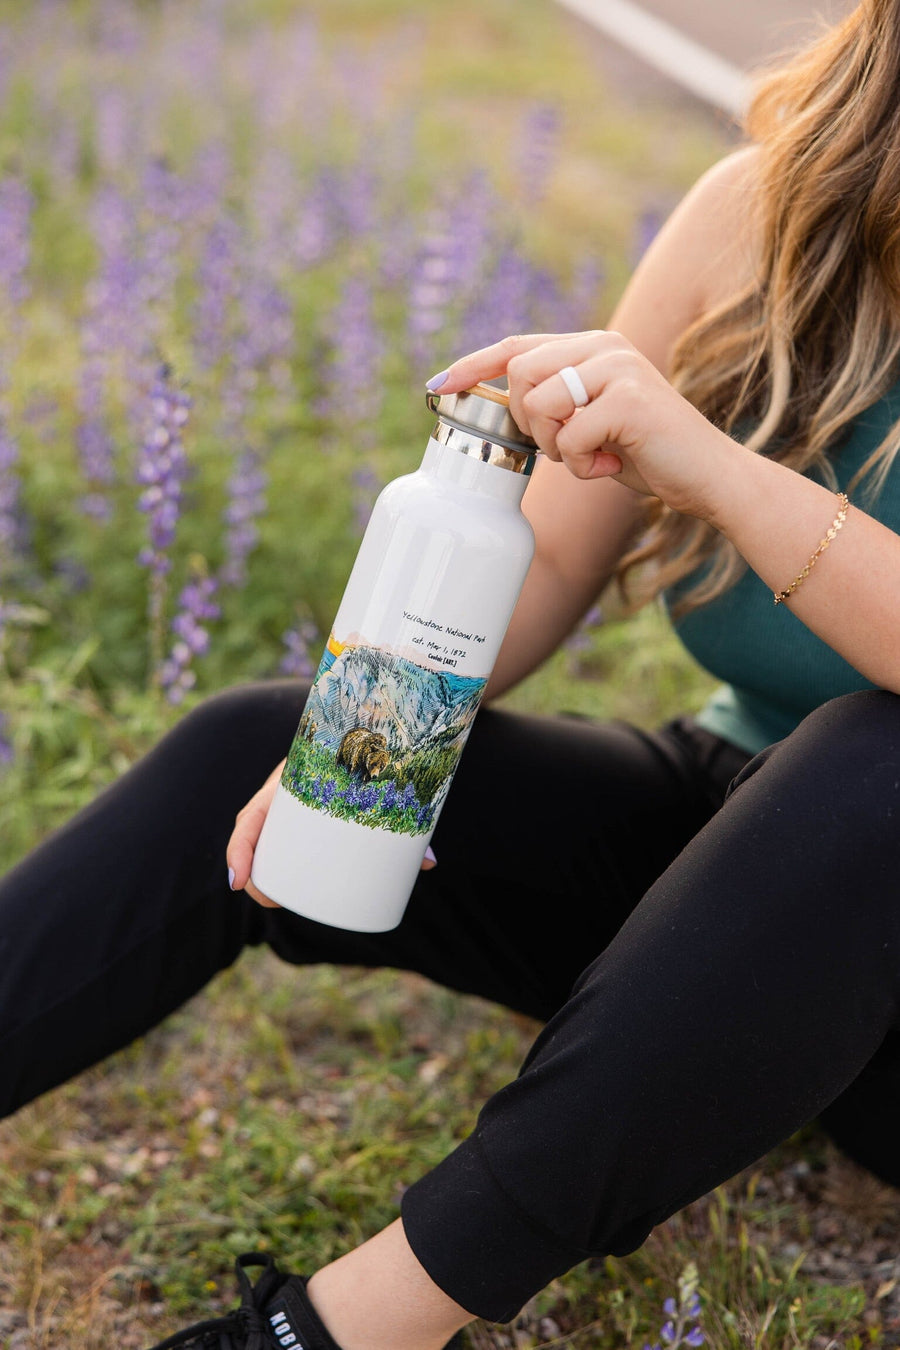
[152,679,308,778]
[798,688,900,749]
[728,690,900,831]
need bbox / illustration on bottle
[281,630,488,837]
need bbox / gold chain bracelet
[773,491,850,605]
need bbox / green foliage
[1,2,885,1349]
[394,739,462,807]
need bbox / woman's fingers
[427,332,598,411]
[427,331,616,451]
[432,327,729,515]
[226,759,286,908]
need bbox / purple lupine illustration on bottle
[281,632,486,838]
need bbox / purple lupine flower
[321,779,337,807]
[138,159,189,353]
[279,619,319,678]
[450,170,498,283]
[408,204,465,368]
[460,245,532,355]
[0,415,23,566]
[94,87,136,175]
[219,448,268,588]
[190,141,232,225]
[86,184,145,425]
[337,160,377,241]
[335,52,389,128]
[53,556,91,593]
[23,393,58,439]
[136,365,191,677]
[136,366,190,577]
[526,262,570,333]
[352,465,381,536]
[251,148,299,272]
[0,709,13,768]
[0,177,32,312]
[159,575,220,704]
[49,119,82,192]
[77,187,145,503]
[193,213,242,372]
[632,207,666,264]
[292,171,334,268]
[0,26,14,111]
[322,271,383,429]
[236,269,295,384]
[95,0,142,57]
[76,320,117,521]
[514,102,561,203]
[644,1266,705,1350]
[556,255,606,335]
[381,780,397,812]
[566,603,604,672]
[480,248,532,339]
[378,205,416,289]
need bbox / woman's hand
[431,331,738,522]
[227,759,285,907]
[227,762,439,910]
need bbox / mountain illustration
[304,639,486,759]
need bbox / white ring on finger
[558,365,590,409]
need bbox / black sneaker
[144,1251,465,1349]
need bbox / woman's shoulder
[612,145,763,375]
[669,144,763,312]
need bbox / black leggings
[2,682,900,1322]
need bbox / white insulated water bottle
[251,382,537,931]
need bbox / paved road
[637,0,852,72]
[556,0,855,123]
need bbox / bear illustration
[337,727,391,781]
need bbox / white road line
[554,0,750,118]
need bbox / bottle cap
[425,381,537,454]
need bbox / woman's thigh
[0,679,733,1116]
[0,680,307,1115]
[266,705,742,1020]
[401,691,900,1321]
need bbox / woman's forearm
[484,552,600,701]
[485,472,644,702]
[707,440,900,693]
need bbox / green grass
[2,1,896,1347]
[4,612,898,1349]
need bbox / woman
[6,2,900,1346]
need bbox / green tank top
[666,385,900,755]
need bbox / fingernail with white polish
[425,370,449,392]
[228,866,236,891]
[424,846,437,864]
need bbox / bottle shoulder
[375,461,528,514]
[364,466,532,562]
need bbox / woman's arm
[228,150,766,889]
[467,149,763,701]
[443,242,900,697]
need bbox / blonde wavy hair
[621,0,900,615]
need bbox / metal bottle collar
[425,382,537,476]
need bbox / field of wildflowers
[0,0,725,861]
[1,0,897,1347]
